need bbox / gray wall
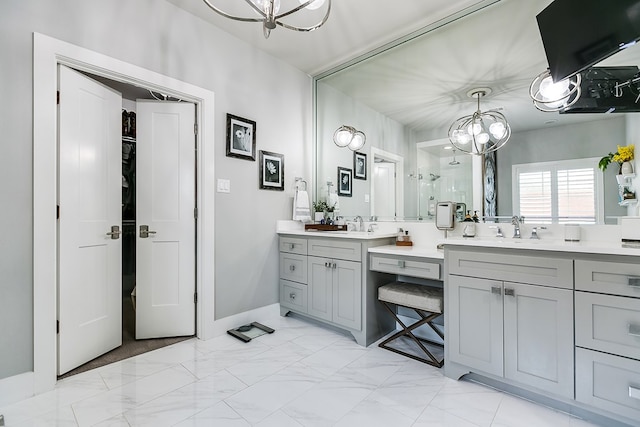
[496,116,627,222]
[0,0,311,380]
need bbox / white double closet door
[57,65,196,375]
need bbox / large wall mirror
[314,0,640,224]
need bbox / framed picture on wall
[259,150,284,191]
[226,113,256,161]
[483,147,497,217]
[353,151,367,180]
[337,167,352,197]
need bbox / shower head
[449,149,460,166]
[429,173,441,181]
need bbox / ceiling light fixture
[529,69,581,112]
[448,88,511,156]
[201,0,331,39]
[333,125,366,151]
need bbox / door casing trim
[32,32,215,395]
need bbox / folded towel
[293,190,312,222]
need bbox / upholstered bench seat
[378,282,443,313]
[378,281,444,367]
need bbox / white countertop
[277,229,398,240]
[368,244,444,260]
[442,237,640,256]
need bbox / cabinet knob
[504,288,515,297]
[290,243,295,250]
[491,286,502,295]
[332,262,337,269]
[397,260,405,268]
[289,293,296,300]
[289,265,296,272]
[325,262,330,268]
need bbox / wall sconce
[333,125,366,151]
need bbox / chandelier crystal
[201,0,331,39]
[448,89,511,156]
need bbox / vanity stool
[378,281,444,367]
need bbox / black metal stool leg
[378,301,444,367]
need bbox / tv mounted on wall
[537,0,640,82]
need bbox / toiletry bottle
[463,211,476,237]
[472,211,479,223]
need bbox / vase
[621,161,634,175]
[314,212,324,223]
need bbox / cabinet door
[503,282,574,398]
[332,259,362,330]
[448,275,504,376]
[307,256,333,322]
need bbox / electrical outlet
[364,194,370,203]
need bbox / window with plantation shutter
[512,158,603,224]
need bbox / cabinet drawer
[576,291,640,360]
[308,239,361,262]
[280,253,307,284]
[370,255,440,280]
[575,260,640,298]
[280,279,307,313]
[576,348,640,423]
[447,249,572,289]
[279,237,307,255]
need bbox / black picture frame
[259,150,284,191]
[483,148,497,217]
[337,167,352,197]
[226,113,256,161]
[353,151,367,180]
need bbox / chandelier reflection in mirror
[201,0,331,39]
[448,88,511,156]
[529,69,582,112]
[333,125,366,151]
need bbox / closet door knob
[139,225,157,238]
[289,265,296,272]
[106,225,121,239]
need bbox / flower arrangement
[312,200,329,212]
[598,144,635,172]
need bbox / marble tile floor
[0,315,600,427]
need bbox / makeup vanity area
[277,220,640,427]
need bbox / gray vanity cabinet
[279,234,395,346]
[447,248,574,399]
[307,256,361,330]
[574,259,640,421]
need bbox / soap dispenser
[463,210,476,237]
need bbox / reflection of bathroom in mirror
[314,0,640,224]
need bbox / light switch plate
[364,194,370,203]
[217,178,230,193]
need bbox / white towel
[329,191,340,213]
[293,190,312,222]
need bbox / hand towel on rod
[293,189,311,222]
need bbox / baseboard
[210,303,280,337]
[0,371,34,407]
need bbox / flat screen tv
[559,66,640,114]
[537,0,640,82]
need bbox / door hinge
[194,207,198,219]
[194,123,198,135]
[194,293,198,304]
[56,320,59,334]
[56,205,60,219]
[57,91,60,105]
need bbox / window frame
[511,157,604,224]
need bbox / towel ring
[295,177,307,192]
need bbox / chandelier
[448,88,511,156]
[201,0,331,39]
[333,125,366,151]
[529,69,582,112]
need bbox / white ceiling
[166,0,640,136]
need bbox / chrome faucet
[530,226,547,239]
[511,216,521,238]
[489,225,504,238]
[354,216,364,232]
